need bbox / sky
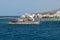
[0,0,60,16]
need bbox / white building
[54,10,60,17]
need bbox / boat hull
[8,21,39,24]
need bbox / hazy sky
[0,0,60,16]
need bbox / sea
[0,16,60,40]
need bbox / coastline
[41,18,60,21]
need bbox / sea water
[0,17,60,40]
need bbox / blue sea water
[0,17,60,40]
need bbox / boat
[9,21,40,24]
[8,13,40,24]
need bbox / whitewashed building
[54,10,60,17]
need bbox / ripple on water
[0,19,60,40]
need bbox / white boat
[8,13,40,24]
